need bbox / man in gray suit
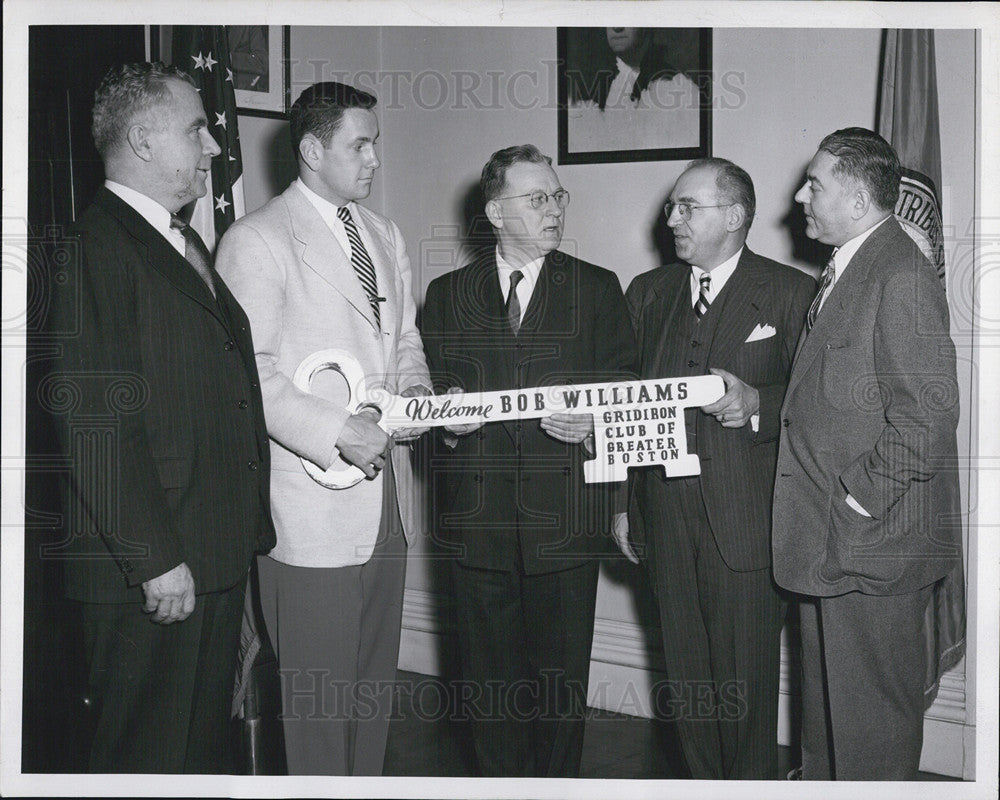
[615,158,814,779]
[772,128,961,780]
[216,82,430,775]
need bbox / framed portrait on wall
[228,25,290,117]
[558,27,712,164]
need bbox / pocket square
[745,323,776,343]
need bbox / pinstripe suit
[52,187,275,771]
[625,248,814,778]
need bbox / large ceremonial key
[293,349,725,489]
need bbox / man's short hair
[91,62,194,159]
[687,157,756,230]
[289,82,377,160]
[481,144,553,202]
[818,127,901,212]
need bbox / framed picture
[228,25,290,117]
[558,27,712,165]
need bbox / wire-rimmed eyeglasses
[495,189,571,209]
[664,201,734,221]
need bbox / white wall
[235,26,977,776]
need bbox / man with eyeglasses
[421,144,637,777]
[613,158,814,778]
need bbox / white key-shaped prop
[293,349,724,489]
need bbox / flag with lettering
[878,28,965,709]
[171,26,245,252]
[878,29,946,281]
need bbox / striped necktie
[807,254,837,330]
[169,214,216,297]
[694,272,711,319]
[506,269,524,335]
[337,206,381,327]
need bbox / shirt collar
[615,57,639,80]
[496,247,545,285]
[831,215,891,280]
[690,246,744,294]
[104,180,174,236]
[295,177,356,222]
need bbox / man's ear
[726,203,747,232]
[485,199,503,230]
[851,187,873,221]
[298,134,323,172]
[126,124,153,162]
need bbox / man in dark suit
[614,158,814,779]
[773,128,961,780]
[421,144,637,777]
[48,62,275,773]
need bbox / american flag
[878,29,964,708]
[171,26,245,252]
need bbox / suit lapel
[521,253,573,388]
[285,185,379,333]
[786,222,890,397]
[648,265,689,375]
[97,189,229,328]
[705,249,773,363]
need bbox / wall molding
[398,587,973,778]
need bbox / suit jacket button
[562,467,571,476]
[224,340,236,351]
[247,460,258,471]
[473,473,483,483]
[687,359,698,368]
[782,418,790,428]
[238,399,248,409]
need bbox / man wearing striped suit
[52,62,275,773]
[614,158,814,779]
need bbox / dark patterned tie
[506,270,524,335]
[337,206,381,328]
[169,214,216,297]
[694,272,711,319]
[807,254,837,330]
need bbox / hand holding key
[335,407,391,479]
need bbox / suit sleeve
[753,271,816,444]
[595,270,639,383]
[54,232,185,587]
[387,220,431,393]
[839,265,959,518]
[215,223,351,470]
[602,272,640,515]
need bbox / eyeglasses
[664,201,734,221]
[495,189,571,209]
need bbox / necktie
[169,215,216,296]
[807,254,837,330]
[337,206,381,328]
[506,270,524,335]
[694,272,711,319]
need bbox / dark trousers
[644,477,784,779]
[451,558,600,778]
[80,576,247,773]
[799,584,933,780]
[257,472,407,776]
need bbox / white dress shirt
[105,180,185,258]
[814,215,891,316]
[689,246,744,306]
[295,177,380,272]
[496,248,544,325]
